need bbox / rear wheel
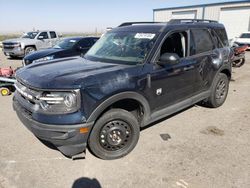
[0,87,10,96]
[88,109,140,160]
[205,73,229,108]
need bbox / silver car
[2,31,60,58]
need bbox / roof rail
[118,22,162,27]
[169,19,218,24]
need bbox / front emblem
[156,88,162,96]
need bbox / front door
[145,31,196,112]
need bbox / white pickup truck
[2,31,60,58]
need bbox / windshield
[85,31,157,64]
[22,32,39,39]
[240,33,250,38]
[53,38,80,49]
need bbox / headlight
[38,90,80,114]
[33,55,54,63]
[13,42,21,47]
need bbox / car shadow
[72,177,102,188]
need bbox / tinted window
[53,38,80,49]
[210,30,223,48]
[240,33,250,38]
[191,29,214,54]
[215,29,228,47]
[79,39,92,48]
[50,31,57,39]
[39,32,49,39]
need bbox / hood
[24,48,63,62]
[3,38,35,44]
[16,57,132,90]
[235,38,250,44]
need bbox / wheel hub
[216,80,226,100]
[99,120,132,151]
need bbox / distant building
[153,1,250,39]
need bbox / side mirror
[38,36,44,40]
[158,53,180,66]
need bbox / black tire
[88,109,140,160]
[24,46,36,56]
[205,73,229,108]
[233,58,245,67]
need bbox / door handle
[183,65,194,71]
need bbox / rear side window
[191,29,214,55]
[214,29,228,47]
[210,30,223,48]
[50,31,57,39]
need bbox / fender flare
[86,91,151,125]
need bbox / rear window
[240,33,250,38]
[214,29,228,47]
[191,29,214,55]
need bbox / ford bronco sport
[13,19,232,160]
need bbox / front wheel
[233,58,245,67]
[205,73,229,108]
[88,109,140,160]
[24,47,36,56]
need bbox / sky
[0,0,246,34]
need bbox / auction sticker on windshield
[135,33,155,39]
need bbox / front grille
[15,81,41,105]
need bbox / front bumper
[3,47,24,57]
[13,98,94,158]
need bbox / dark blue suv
[13,19,232,160]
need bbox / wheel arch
[86,92,151,127]
[220,68,231,80]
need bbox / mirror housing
[158,53,180,66]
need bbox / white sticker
[134,33,155,39]
[69,40,76,42]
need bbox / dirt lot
[0,51,250,188]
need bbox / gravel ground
[0,51,250,188]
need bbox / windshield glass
[240,33,250,38]
[53,38,80,49]
[22,32,39,39]
[85,31,157,64]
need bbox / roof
[112,20,225,33]
[153,0,250,11]
[112,24,167,33]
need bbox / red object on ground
[0,67,15,77]
[234,45,248,55]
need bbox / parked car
[13,19,232,160]
[23,37,99,66]
[2,31,60,58]
[234,32,250,50]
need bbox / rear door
[189,28,217,94]
[49,31,58,46]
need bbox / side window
[160,31,188,58]
[210,30,223,48]
[49,31,57,39]
[38,32,49,39]
[191,29,214,54]
[78,39,92,48]
[215,29,229,47]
